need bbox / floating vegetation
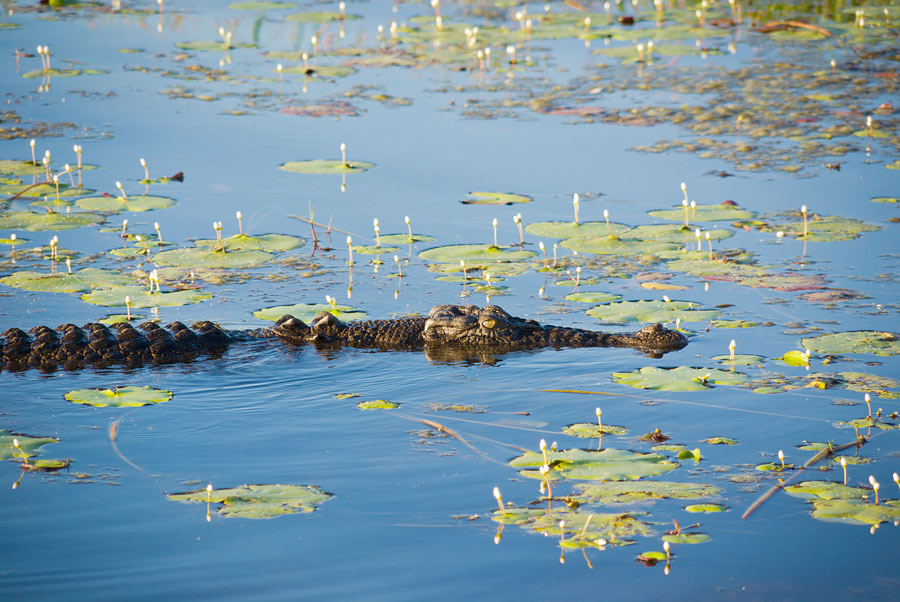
[510,448,679,481]
[572,481,722,504]
[526,221,631,239]
[586,299,720,324]
[357,399,400,410]
[562,422,627,437]
[253,303,366,322]
[684,504,728,513]
[193,233,304,252]
[612,367,748,391]
[65,386,173,407]
[0,268,132,293]
[493,505,653,548]
[565,292,621,304]
[0,430,58,461]
[700,437,739,445]
[734,212,880,242]
[152,248,273,268]
[419,244,535,263]
[801,331,900,357]
[279,160,374,175]
[0,210,104,231]
[75,194,176,213]
[648,202,755,222]
[461,192,532,205]
[168,484,333,518]
[81,286,212,308]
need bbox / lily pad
[648,203,755,222]
[419,244,535,263]
[175,41,256,51]
[784,481,870,501]
[0,268,132,292]
[358,399,400,410]
[0,160,45,176]
[562,422,628,437]
[712,354,765,366]
[285,11,360,22]
[525,220,632,239]
[168,484,332,518]
[779,350,811,367]
[65,386,173,407]
[494,505,653,546]
[586,299,720,323]
[684,503,728,513]
[280,65,357,78]
[700,437,739,445]
[809,499,900,527]
[562,235,679,256]
[0,430,58,461]
[573,481,722,504]
[462,192,532,205]
[565,292,622,304]
[709,320,761,328]
[152,248,273,268]
[510,448,679,481]
[801,331,900,357]
[81,286,212,308]
[0,211,104,231]
[75,194,176,213]
[628,224,734,243]
[612,366,748,391]
[21,68,107,79]
[252,303,366,322]
[378,233,435,244]
[279,160,374,175]
[871,197,898,204]
[194,233,304,252]
[662,532,711,544]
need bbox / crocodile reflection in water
[0,304,688,372]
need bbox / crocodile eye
[480,318,496,329]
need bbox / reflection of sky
[1,4,899,599]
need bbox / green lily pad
[23,458,71,471]
[628,224,735,243]
[871,197,898,204]
[334,393,361,400]
[152,248,273,268]
[712,354,765,366]
[648,203,755,222]
[510,448,679,481]
[0,211,104,231]
[285,11,360,22]
[662,532,711,544]
[801,331,900,357]
[562,235,679,256]
[168,484,332,518]
[0,268,132,292]
[99,314,146,324]
[565,292,622,304]
[378,233,435,244]
[756,462,796,472]
[0,182,92,198]
[279,160,374,175]
[21,68,107,79]
[636,551,668,565]
[494,505,653,546]
[684,503,727,513]
[586,299,720,323]
[0,160,45,176]
[809,499,900,527]
[834,417,900,431]
[351,245,401,255]
[779,350,811,367]
[462,192,532,205]
[419,244,535,263]
[194,233,304,252]
[81,286,212,308]
[525,221,631,239]
[65,386,173,407]
[252,303,366,322]
[573,481,722,504]
[700,437,739,445]
[229,1,295,9]
[358,399,400,410]
[75,194,176,213]
[562,422,628,437]
[709,320,761,328]
[784,481,870,501]
[175,41,256,51]
[0,430,58,461]
[612,366,748,391]
[677,449,702,462]
[279,64,357,78]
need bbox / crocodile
[0,304,687,372]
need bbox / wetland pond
[1,0,899,599]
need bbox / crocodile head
[422,305,544,346]
[628,323,689,356]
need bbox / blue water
[1,1,899,600]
